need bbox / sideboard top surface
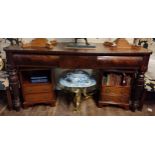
[4,43,152,56]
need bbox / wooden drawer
[24,92,54,103]
[101,85,131,96]
[59,56,98,69]
[101,85,131,104]
[23,83,52,94]
[101,94,130,103]
[13,54,59,67]
[97,56,143,68]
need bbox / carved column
[7,66,21,111]
[130,73,137,111]
[6,53,21,111]
[132,55,150,111]
[133,72,145,111]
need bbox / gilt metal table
[59,70,96,111]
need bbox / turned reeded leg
[8,67,21,111]
[6,87,13,110]
[133,72,145,111]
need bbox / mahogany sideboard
[4,43,152,111]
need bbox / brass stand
[73,88,94,111]
[73,89,81,111]
[58,70,97,112]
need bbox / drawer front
[13,54,59,67]
[101,94,130,103]
[97,56,143,68]
[59,56,98,69]
[24,93,54,102]
[23,84,52,94]
[102,86,131,96]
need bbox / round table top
[59,70,96,89]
